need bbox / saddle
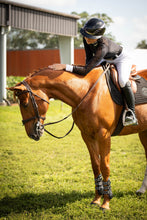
[104,63,147,136]
[106,64,147,106]
[110,64,139,93]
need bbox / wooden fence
[7,48,85,76]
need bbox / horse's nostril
[35,121,44,137]
[29,134,40,141]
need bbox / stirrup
[123,109,138,126]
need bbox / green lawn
[0,101,147,220]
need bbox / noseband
[21,81,49,125]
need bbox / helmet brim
[80,28,101,39]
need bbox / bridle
[20,80,75,139]
[21,80,48,125]
[18,63,110,139]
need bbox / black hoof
[136,191,143,196]
[90,202,100,206]
[100,207,106,213]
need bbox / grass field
[0,101,147,220]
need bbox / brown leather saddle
[104,63,147,136]
[110,64,139,93]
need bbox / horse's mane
[25,64,105,81]
[26,67,49,79]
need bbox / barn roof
[0,0,80,36]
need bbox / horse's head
[8,81,49,141]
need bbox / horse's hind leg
[136,130,147,195]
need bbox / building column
[58,36,74,65]
[0,27,7,105]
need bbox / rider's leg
[114,51,138,126]
[122,81,138,126]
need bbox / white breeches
[100,50,133,88]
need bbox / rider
[49,18,138,126]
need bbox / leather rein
[19,64,110,139]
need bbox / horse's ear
[7,84,26,92]
[7,84,27,102]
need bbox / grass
[0,101,147,220]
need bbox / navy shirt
[73,36,122,75]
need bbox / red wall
[7,48,85,76]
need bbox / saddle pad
[105,70,147,106]
[105,69,147,136]
[134,77,147,104]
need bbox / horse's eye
[20,100,28,108]
[17,92,29,107]
[19,95,29,107]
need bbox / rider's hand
[48,64,66,71]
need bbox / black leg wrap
[95,174,104,195]
[103,179,113,199]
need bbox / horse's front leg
[99,129,113,210]
[81,133,102,206]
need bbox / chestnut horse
[8,65,147,210]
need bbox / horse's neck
[48,75,88,107]
[29,68,103,108]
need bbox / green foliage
[7,29,39,50]
[7,29,59,50]
[7,76,25,103]
[136,39,147,49]
[0,102,147,219]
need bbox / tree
[7,11,115,50]
[136,40,147,49]
[7,29,59,50]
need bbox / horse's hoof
[90,201,100,207]
[100,205,110,212]
[100,207,108,213]
[136,191,143,196]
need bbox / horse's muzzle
[29,121,44,141]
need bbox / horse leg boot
[122,81,138,126]
[99,134,113,210]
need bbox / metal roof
[0,0,80,36]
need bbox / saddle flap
[110,64,138,93]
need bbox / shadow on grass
[0,190,93,218]
[113,190,143,198]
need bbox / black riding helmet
[80,18,106,39]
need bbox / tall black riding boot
[122,81,138,126]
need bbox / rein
[21,63,110,139]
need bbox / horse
[8,65,147,210]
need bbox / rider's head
[80,18,106,40]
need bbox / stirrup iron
[122,109,138,126]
